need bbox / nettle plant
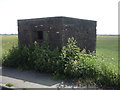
[33,41,60,73]
[59,37,97,79]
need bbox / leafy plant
[2,45,35,69]
[58,37,96,79]
[33,41,60,73]
[5,83,13,87]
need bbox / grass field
[1,35,18,53]
[96,36,119,66]
[0,35,119,65]
[0,35,18,62]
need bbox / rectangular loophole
[37,31,43,40]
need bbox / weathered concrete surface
[0,67,99,89]
[18,16,97,52]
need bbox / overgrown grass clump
[2,37,119,88]
[5,83,14,87]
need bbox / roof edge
[17,16,97,22]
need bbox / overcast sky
[0,0,119,34]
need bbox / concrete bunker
[18,16,97,52]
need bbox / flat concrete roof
[18,16,96,22]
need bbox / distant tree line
[0,34,18,35]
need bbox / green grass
[0,35,18,63]
[2,35,18,53]
[96,36,118,66]
[5,83,14,87]
[0,35,119,65]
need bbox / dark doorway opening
[37,31,43,40]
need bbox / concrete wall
[61,17,96,52]
[18,17,63,48]
[18,16,97,52]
